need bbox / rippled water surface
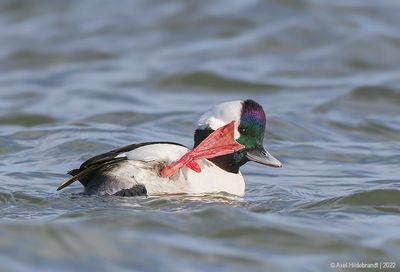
[1,1,400,271]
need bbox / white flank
[114,144,245,196]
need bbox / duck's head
[194,99,282,173]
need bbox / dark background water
[0,1,399,271]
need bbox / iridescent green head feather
[236,100,266,149]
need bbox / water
[0,1,399,271]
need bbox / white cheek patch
[198,100,243,139]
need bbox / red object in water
[161,121,245,177]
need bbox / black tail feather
[58,157,127,191]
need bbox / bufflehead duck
[57,99,282,196]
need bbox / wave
[315,85,400,114]
[81,111,160,126]
[3,50,115,70]
[0,114,58,127]
[300,189,400,213]
[314,85,400,140]
[158,71,282,92]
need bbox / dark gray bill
[246,145,282,168]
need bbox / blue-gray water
[1,1,400,271]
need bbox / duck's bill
[246,145,282,168]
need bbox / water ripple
[1,0,400,271]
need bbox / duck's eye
[239,127,247,134]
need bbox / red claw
[160,121,245,177]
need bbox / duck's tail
[57,157,128,191]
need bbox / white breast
[184,160,245,196]
[116,144,245,196]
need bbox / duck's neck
[193,127,246,174]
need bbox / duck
[57,99,282,197]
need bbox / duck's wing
[57,141,184,191]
